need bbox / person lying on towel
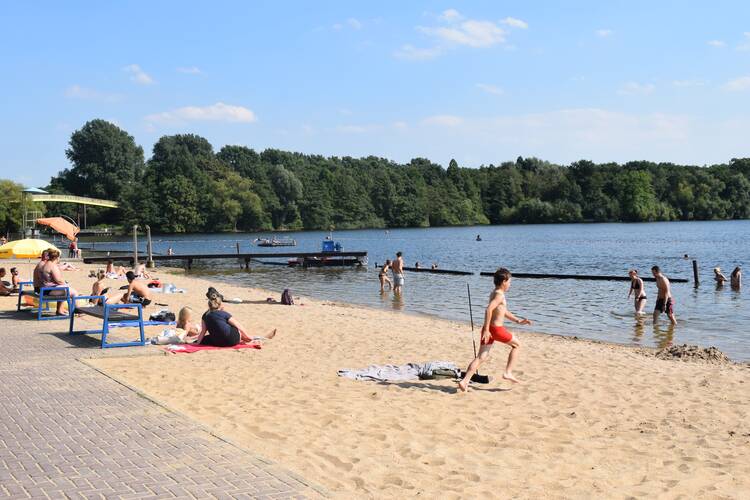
[193,288,276,347]
[119,271,152,307]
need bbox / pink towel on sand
[164,343,261,354]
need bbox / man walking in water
[392,251,405,294]
[652,265,676,324]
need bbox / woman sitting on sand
[105,260,127,278]
[193,288,277,347]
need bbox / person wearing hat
[193,287,276,347]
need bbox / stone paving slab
[0,309,323,499]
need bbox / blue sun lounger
[69,295,175,348]
[17,281,74,321]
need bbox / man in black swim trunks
[119,271,152,307]
[651,265,676,324]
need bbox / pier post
[236,242,240,254]
[692,259,699,287]
[132,225,139,267]
[145,225,155,268]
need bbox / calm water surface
[80,221,750,361]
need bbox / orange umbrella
[36,217,79,241]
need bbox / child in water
[458,268,532,391]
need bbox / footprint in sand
[314,450,354,471]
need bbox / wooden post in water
[692,259,699,287]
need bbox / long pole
[692,259,699,287]
[145,225,154,268]
[467,283,477,358]
[133,225,139,267]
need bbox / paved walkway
[0,309,321,499]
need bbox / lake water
[79,221,750,362]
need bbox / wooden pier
[84,251,368,270]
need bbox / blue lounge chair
[69,295,174,348]
[17,281,73,321]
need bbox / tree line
[3,118,750,235]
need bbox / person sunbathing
[105,260,127,278]
[193,288,276,347]
[133,263,151,279]
[89,270,110,305]
[118,271,152,307]
[0,268,11,296]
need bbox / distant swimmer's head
[651,265,660,276]
[493,267,512,290]
[714,267,721,274]
[732,266,741,276]
[628,269,638,278]
[396,251,402,258]
[385,259,392,265]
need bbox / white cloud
[476,83,504,95]
[422,115,464,127]
[596,29,613,37]
[123,64,154,85]
[707,40,726,47]
[500,17,528,29]
[177,66,202,75]
[737,32,750,51]
[439,9,462,22]
[393,121,408,130]
[64,84,122,102]
[723,75,750,91]
[145,102,257,124]
[420,20,506,48]
[394,44,442,60]
[617,82,655,95]
[334,18,362,30]
[336,124,369,134]
[672,79,706,88]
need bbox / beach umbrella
[0,239,59,259]
[36,217,79,241]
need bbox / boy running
[458,268,531,391]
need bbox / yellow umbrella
[0,239,59,259]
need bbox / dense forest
[4,119,750,235]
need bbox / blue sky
[3,1,750,187]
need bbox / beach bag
[149,309,176,322]
[281,288,294,305]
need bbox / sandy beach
[4,260,749,499]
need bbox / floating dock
[479,272,689,283]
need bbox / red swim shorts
[482,325,513,345]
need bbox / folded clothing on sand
[337,361,460,382]
[164,343,261,353]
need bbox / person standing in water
[714,267,727,286]
[378,260,393,292]
[458,268,532,391]
[731,267,742,290]
[628,269,647,314]
[652,265,676,325]
[392,251,405,294]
